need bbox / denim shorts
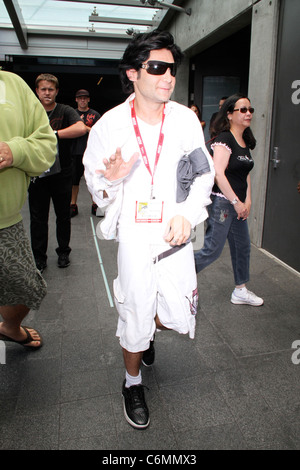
[0,221,47,309]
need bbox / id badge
[135,200,164,223]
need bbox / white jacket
[83,94,215,242]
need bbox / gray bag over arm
[176,147,211,203]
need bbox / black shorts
[71,154,84,185]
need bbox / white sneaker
[231,288,264,306]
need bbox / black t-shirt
[211,131,254,202]
[47,103,82,170]
[71,108,101,155]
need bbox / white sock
[125,370,142,388]
[234,287,247,295]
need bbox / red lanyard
[130,99,166,198]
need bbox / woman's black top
[211,131,254,202]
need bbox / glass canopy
[0,0,164,37]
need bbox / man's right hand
[97,147,139,181]
[0,142,13,168]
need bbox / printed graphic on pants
[186,287,198,316]
[219,209,228,223]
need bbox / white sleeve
[177,170,215,228]
[83,121,124,208]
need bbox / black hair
[119,29,184,94]
[211,93,256,149]
[190,104,203,121]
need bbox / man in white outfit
[83,30,214,429]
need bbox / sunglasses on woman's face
[233,107,255,114]
[140,60,177,77]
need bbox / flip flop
[0,326,43,350]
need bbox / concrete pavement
[0,180,300,450]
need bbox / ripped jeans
[194,195,250,285]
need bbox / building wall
[169,0,280,247]
[0,0,281,251]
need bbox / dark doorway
[190,25,251,142]
[1,55,127,115]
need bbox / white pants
[114,242,198,353]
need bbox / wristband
[231,197,238,205]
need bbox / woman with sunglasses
[194,93,263,306]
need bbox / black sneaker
[57,253,70,268]
[70,204,78,218]
[142,338,155,367]
[35,259,47,273]
[122,380,150,429]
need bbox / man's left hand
[164,215,191,246]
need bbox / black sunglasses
[140,60,177,77]
[233,107,255,114]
